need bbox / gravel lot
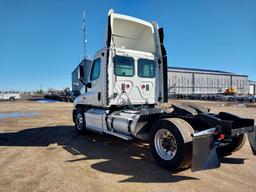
[0,100,255,192]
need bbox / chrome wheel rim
[154,129,177,160]
[76,113,84,131]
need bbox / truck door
[86,57,103,106]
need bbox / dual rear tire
[149,118,194,171]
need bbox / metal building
[168,67,249,95]
[249,80,256,95]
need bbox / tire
[217,134,246,157]
[74,108,87,134]
[149,118,193,171]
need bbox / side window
[90,58,101,81]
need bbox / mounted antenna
[82,10,87,59]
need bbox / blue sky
[0,0,255,91]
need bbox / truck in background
[0,91,20,101]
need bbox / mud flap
[191,128,220,172]
[247,126,256,155]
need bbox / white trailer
[73,10,256,171]
[0,91,20,101]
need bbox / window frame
[137,58,156,78]
[113,55,135,77]
[90,58,101,81]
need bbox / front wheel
[149,118,193,171]
[75,108,86,134]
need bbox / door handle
[98,92,101,101]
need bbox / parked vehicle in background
[224,86,237,95]
[0,91,20,101]
[45,87,77,102]
[249,95,256,103]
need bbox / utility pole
[82,10,87,59]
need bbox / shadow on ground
[220,157,246,164]
[0,125,199,183]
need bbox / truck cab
[74,9,167,108]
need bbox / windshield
[114,55,134,77]
[138,59,155,78]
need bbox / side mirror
[78,64,92,89]
[78,65,85,80]
[86,82,92,88]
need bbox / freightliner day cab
[73,9,256,171]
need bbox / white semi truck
[73,10,256,171]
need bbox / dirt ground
[0,100,255,192]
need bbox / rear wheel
[217,134,246,156]
[149,118,193,171]
[154,128,177,161]
[75,108,86,134]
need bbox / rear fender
[163,118,194,143]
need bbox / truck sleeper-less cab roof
[108,11,155,53]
